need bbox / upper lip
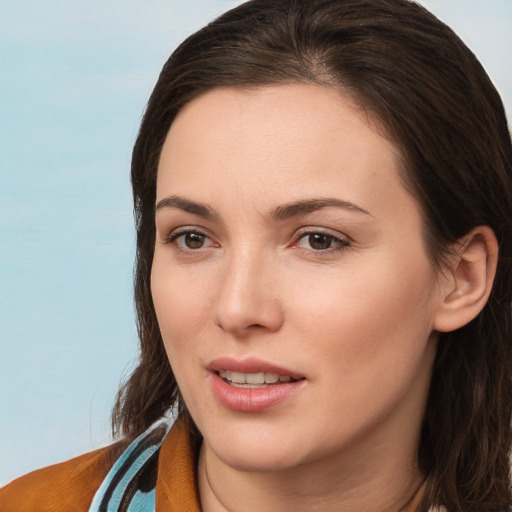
[207,357,305,379]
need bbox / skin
[151,84,447,512]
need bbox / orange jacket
[0,420,200,512]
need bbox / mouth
[217,369,300,388]
[208,360,306,412]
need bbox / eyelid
[166,226,207,242]
[292,226,351,251]
[165,226,218,250]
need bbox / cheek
[289,254,438,378]
[150,258,210,360]
[151,262,215,418]
[290,262,438,441]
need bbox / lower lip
[209,372,305,412]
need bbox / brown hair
[112,0,512,509]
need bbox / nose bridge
[214,242,283,336]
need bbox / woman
[1,0,511,510]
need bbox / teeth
[218,370,295,387]
[265,373,279,384]
[246,372,265,384]
[230,382,269,389]
[230,371,246,384]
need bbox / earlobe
[433,226,498,333]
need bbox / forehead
[156,84,415,223]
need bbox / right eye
[167,230,215,250]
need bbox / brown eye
[168,230,214,250]
[308,233,333,250]
[295,230,350,252]
[184,233,206,249]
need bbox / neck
[198,435,424,512]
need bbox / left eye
[296,232,349,251]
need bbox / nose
[213,249,284,338]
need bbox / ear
[433,226,498,333]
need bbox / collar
[156,418,201,511]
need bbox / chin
[201,420,314,473]
[214,442,304,473]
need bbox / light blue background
[1,0,511,486]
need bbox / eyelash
[165,228,215,252]
[294,229,350,253]
[164,227,350,254]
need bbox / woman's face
[151,84,443,474]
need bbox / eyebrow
[155,195,219,220]
[155,195,372,221]
[269,198,373,220]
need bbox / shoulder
[0,440,129,512]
